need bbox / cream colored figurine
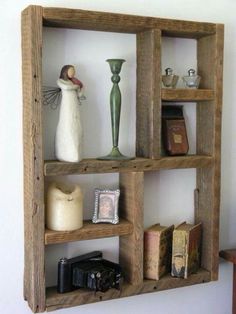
[46,182,83,231]
[55,65,84,162]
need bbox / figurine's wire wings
[43,86,86,109]
[43,86,62,109]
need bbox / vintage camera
[57,251,123,293]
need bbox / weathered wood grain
[42,7,216,38]
[119,172,144,285]
[45,218,133,245]
[136,29,161,159]
[162,88,215,102]
[44,156,213,176]
[46,268,210,311]
[196,24,224,281]
[22,5,45,313]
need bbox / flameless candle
[46,182,83,231]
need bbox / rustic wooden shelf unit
[22,5,224,312]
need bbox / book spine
[187,224,202,276]
[158,227,173,278]
[144,232,160,280]
[171,230,188,278]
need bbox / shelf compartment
[44,155,213,176]
[46,268,210,312]
[45,218,133,245]
[162,88,215,102]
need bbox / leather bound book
[162,118,189,155]
[144,224,174,280]
[171,222,202,279]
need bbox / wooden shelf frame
[22,5,224,313]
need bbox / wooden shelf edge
[162,88,215,102]
[42,7,216,38]
[219,249,236,264]
[44,155,213,176]
[46,268,210,312]
[45,218,133,245]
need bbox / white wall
[0,0,235,313]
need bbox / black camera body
[57,251,123,293]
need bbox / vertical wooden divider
[196,24,224,280]
[119,172,144,285]
[22,6,45,312]
[136,29,162,159]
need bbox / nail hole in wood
[153,286,157,290]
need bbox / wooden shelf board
[42,7,217,38]
[162,89,215,102]
[219,249,236,264]
[44,155,213,176]
[46,268,210,311]
[45,218,133,245]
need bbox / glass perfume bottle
[162,68,179,88]
[182,69,201,88]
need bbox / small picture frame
[92,189,120,224]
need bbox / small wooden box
[162,105,189,156]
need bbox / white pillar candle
[46,182,83,231]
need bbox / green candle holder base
[98,147,134,160]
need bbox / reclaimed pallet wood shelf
[45,218,133,245]
[44,155,214,176]
[161,88,215,102]
[22,5,224,313]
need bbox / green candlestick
[98,59,133,160]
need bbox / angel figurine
[52,65,85,162]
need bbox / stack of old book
[144,222,202,280]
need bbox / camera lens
[99,271,114,292]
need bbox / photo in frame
[92,189,120,224]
